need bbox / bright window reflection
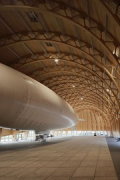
[27,131,35,140]
[1,135,13,142]
[51,131,107,136]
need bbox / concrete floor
[0,136,118,180]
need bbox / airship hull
[0,64,78,131]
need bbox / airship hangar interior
[0,0,120,179]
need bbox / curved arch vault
[0,0,119,133]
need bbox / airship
[0,63,78,136]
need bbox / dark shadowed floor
[106,137,120,180]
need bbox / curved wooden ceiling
[0,0,119,129]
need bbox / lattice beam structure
[0,0,119,130]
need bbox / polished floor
[0,137,71,151]
[0,136,118,180]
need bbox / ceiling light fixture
[54,58,59,63]
[72,85,75,88]
[106,89,109,92]
[81,97,83,100]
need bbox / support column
[24,131,29,140]
[0,128,2,142]
[110,125,113,137]
[12,130,18,141]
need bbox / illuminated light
[54,58,59,63]
[113,47,120,57]
[106,89,109,92]
[113,49,115,55]
[81,97,83,100]
[72,85,75,88]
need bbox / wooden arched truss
[0,0,119,130]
